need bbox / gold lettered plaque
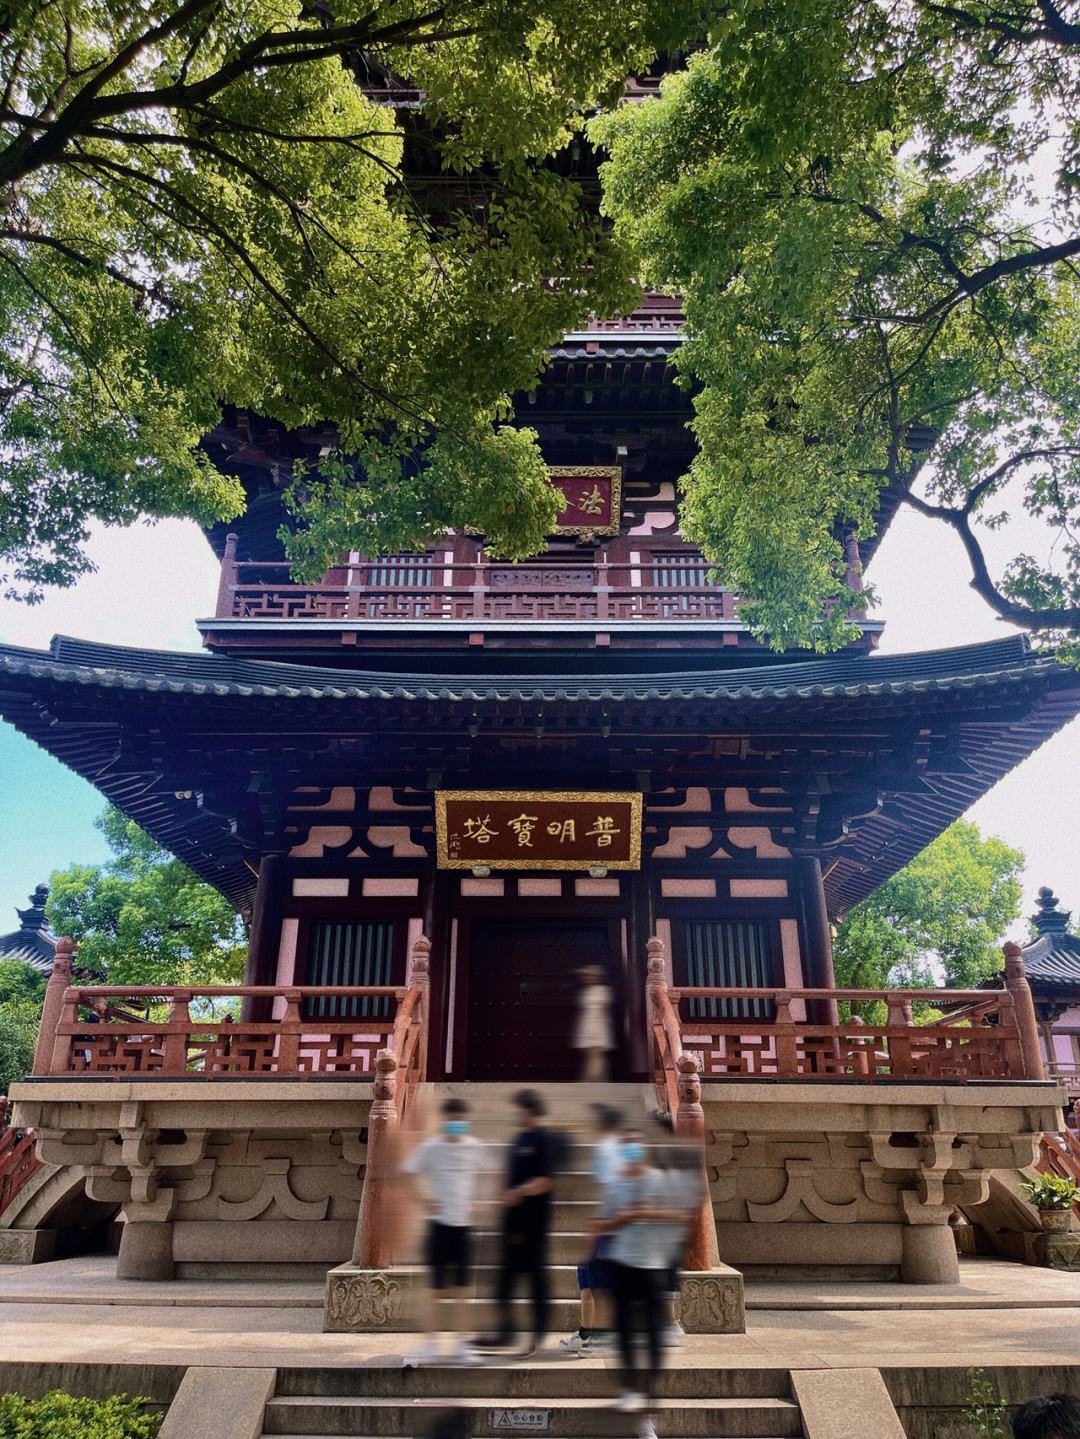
[549,466,622,537]
[436,791,643,871]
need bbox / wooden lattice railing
[0,1098,42,1219]
[32,936,431,1086]
[216,556,737,624]
[646,935,1046,1097]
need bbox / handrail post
[277,989,302,1074]
[886,997,913,1077]
[646,935,669,1102]
[215,532,239,618]
[774,994,800,1076]
[405,933,431,1082]
[1003,942,1046,1080]
[33,936,75,1074]
[675,1053,720,1271]
[353,1047,399,1267]
[162,991,192,1073]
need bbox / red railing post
[675,1053,720,1271]
[215,532,239,618]
[353,1047,399,1267]
[33,936,75,1074]
[886,997,912,1077]
[774,994,799,1075]
[277,989,302,1073]
[405,933,431,1081]
[1003,942,1047,1081]
[162,991,192,1073]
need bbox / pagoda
[1,90,1078,1315]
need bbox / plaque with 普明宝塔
[435,791,642,870]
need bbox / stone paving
[0,1256,1076,1371]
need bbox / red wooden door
[464,920,616,1080]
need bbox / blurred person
[1013,1395,1080,1438]
[559,1103,624,1358]
[651,1111,704,1347]
[474,1088,562,1357]
[417,1408,471,1439]
[402,1096,482,1366]
[594,1127,698,1428]
[571,965,613,1082]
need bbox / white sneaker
[452,1341,481,1366]
[616,1392,645,1414]
[558,1333,591,1358]
[402,1339,441,1367]
[637,1421,657,1439]
[664,1322,686,1347]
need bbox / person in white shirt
[571,965,613,1081]
[402,1097,482,1365]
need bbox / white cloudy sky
[0,499,1077,938]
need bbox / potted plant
[1020,1173,1080,1231]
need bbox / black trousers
[610,1261,664,1395]
[495,1220,550,1342]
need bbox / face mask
[444,1120,470,1137]
[621,1142,646,1165]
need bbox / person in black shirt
[475,1088,560,1356]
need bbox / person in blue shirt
[591,1128,700,1426]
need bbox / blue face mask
[444,1120,470,1137]
[621,1142,646,1165]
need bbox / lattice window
[650,552,711,589]
[676,919,776,1021]
[365,554,433,587]
[304,920,399,1019]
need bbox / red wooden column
[798,857,839,1027]
[33,936,74,1074]
[1003,941,1047,1081]
[243,854,285,1021]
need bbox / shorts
[426,1221,472,1291]
[577,1235,614,1293]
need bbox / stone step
[262,1396,802,1437]
[274,1368,792,1401]
[398,1233,598,1266]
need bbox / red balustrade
[38,984,419,1079]
[217,558,735,625]
[0,1099,42,1218]
[645,935,1040,1096]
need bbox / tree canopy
[595,3,1080,653]
[0,0,705,599]
[45,807,246,986]
[832,820,1025,997]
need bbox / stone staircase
[415,1082,656,1334]
[260,1363,803,1438]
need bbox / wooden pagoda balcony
[214,555,740,626]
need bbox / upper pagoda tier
[198,295,897,669]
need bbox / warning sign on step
[489,1410,551,1431]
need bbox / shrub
[1020,1173,1080,1211]
[0,1391,161,1437]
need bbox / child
[572,965,613,1081]
[402,1097,482,1365]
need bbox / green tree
[0,963,47,1093]
[46,807,246,987]
[594,7,1080,652]
[0,0,706,599]
[833,821,1025,999]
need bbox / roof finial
[1033,886,1071,936]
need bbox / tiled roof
[0,633,1063,704]
[1,634,1077,914]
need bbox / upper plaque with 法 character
[549,466,622,537]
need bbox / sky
[0,504,1077,939]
